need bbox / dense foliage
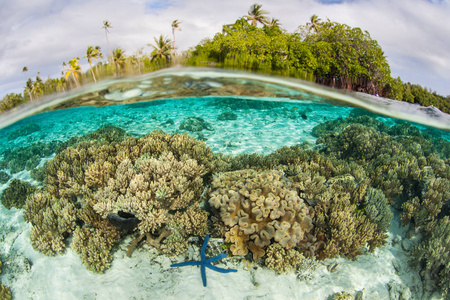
[187,14,449,113]
[1,5,449,114]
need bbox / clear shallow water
[0,68,449,299]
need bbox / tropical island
[1,3,449,114]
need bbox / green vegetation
[187,5,449,112]
[1,4,448,114]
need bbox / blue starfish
[170,235,237,287]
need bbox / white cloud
[1,0,449,97]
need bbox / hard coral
[0,179,36,209]
[209,169,314,261]
[93,151,205,235]
[23,191,77,255]
[314,196,387,260]
[265,243,304,274]
[24,129,213,272]
[412,216,450,297]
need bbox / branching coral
[265,243,304,274]
[0,179,36,209]
[412,216,450,296]
[93,151,205,235]
[363,188,393,232]
[72,222,120,273]
[23,129,213,272]
[0,283,11,300]
[209,169,314,261]
[314,196,387,260]
[23,191,77,255]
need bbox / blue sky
[1,0,449,98]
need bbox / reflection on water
[0,68,449,299]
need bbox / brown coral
[209,169,314,261]
[93,151,205,235]
[23,129,213,273]
[314,196,386,260]
[265,243,304,274]
[23,191,77,255]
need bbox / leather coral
[209,169,314,261]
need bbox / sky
[1,0,450,99]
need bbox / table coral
[209,169,314,261]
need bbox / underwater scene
[0,68,449,300]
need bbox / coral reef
[0,171,9,184]
[314,196,387,260]
[207,97,279,110]
[23,191,77,255]
[7,123,40,140]
[160,233,188,256]
[23,129,213,272]
[172,204,209,237]
[209,169,314,261]
[315,119,450,228]
[363,188,393,231]
[332,291,354,300]
[55,125,131,154]
[312,111,388,138]
[412,216,450,297]
[264,243,304,274]
[0,283,11,300]
[0,179,36,209]
[179,116,214,132]
[217,111,238,121]
[92,151,205,234]
[0,141,61,173]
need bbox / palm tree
[25,78,34,101]
[149,35,173,62]
[245,3,270,27]
[22,66,29,83]
[268,18,281,28]
[33,74,44,98]
[84,45,103,83]
[112,48,126,74]
[65,58,82,88]
[103,20,114,62]
[171,20,182,55]
[131,48,144,74]
[307,14,322,33]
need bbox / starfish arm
[206,263,238,273]
[205,253,227,264]
[201,264,207,287]
[171,260,201,267]
[201,235,209,261]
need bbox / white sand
[0,204,425,300]
[2,70,448,299]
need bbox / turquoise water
[0,68,449,299]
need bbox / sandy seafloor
[0,95,443,299]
